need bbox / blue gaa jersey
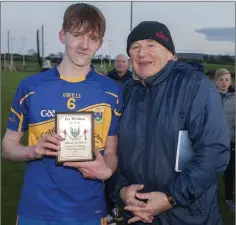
[7,66,123,222]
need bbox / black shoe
[112,207,123,221]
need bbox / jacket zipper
[142,87,151,188]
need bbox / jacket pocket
[188,197,204,216]
[187,183,217,217]
[169,184,218,224]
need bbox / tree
[48,53,56,58]
[105,54,111,60]
[96,54,104,60]
[203,55,208,62]
[27,49,36,56]
[57,52,63,58]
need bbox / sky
[1,1,235,58]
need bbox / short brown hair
[63,3,106,38]
[215,68,231,80]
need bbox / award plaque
[55,112,95,163]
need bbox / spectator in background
[41,57,52,72]
[228,74,235,92]
[105,53,132,223]
[56,58,63,66]
[107,54,132,85]
[228,84,235,93]
[173,53,178,61]
[105,56,129,225]
[215,68,235,212]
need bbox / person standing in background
[215,68,235,212]
[107,54,132,86]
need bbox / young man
[40,57,52,72]
[215,68,235,212]
[115,21,230,225]
[2,3,122,225]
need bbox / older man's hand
[120,184,154,223]
[125,191,172,224]
[120,184,146,207]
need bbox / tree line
[1,52,234,66]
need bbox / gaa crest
[94,107,104,124]
[69,124,81,140]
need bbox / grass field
[1,64,235,225]
[202,63,235,74]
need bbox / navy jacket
[107,69,132,85]
[116,60,230,225]
[185,61,204,72]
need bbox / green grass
[203,63,235,74]
[1,67,235,225]
[1,72,32,225]
[2,60,114,74]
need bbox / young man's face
[129,39,173,79]
[215,73,231,92]
[59,26,103,67]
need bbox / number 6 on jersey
[67,98,76,110]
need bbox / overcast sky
[1,1,235,58]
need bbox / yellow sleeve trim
[114,108,121,117]
[96,70,105,76]
[11,107,21,120]
[20,92,35,105]
[77,103,111,112]
[18,113,24,132]
[105,92,118,98]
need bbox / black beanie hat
[127,21,175,56]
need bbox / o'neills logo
[94,133,103,144]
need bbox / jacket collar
[137,60,175,88]
[110,69,132,80]
[220,91,235,98]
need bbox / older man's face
[129,39,173,79]
[114,55,129,75]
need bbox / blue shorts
[16,216,107,225]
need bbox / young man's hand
[29,133,64,159]
[63,147,112,181]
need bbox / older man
[107,54,132,85]
[115,21,230,225]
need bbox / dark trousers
[105,172,118,213]
[224,143,235,200]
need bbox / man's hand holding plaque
[55,112,112,181]
[28,133,64,160]
[63,146,112,181]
